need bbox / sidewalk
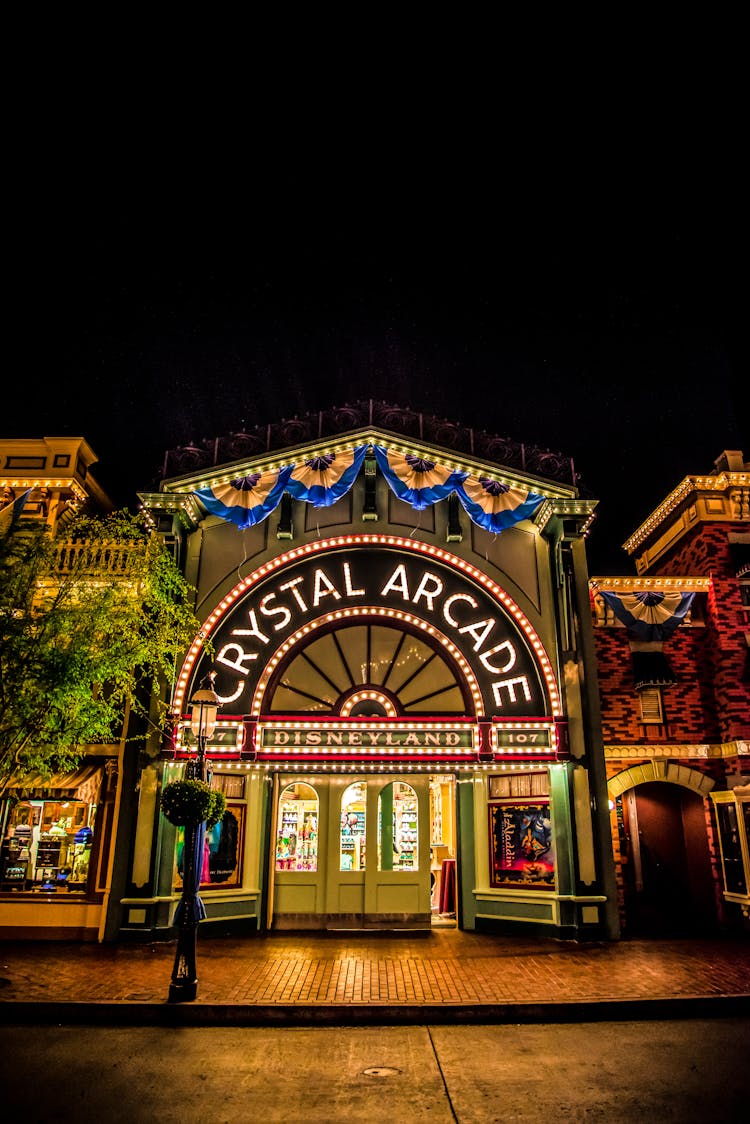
[1,928,749,1025]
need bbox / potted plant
[160,779,226,828]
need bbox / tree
[0,510,202,789]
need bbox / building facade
[114,403,618,943]
[0,438,124,940]
[3,426,747,945]
[590,449,750,935]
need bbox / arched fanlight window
[378,781,418,871]
[340,781,367,871]
[267,623,469,715]
[276,782,318,872]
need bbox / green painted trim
[457,781,476,929]
[549,764,576,896]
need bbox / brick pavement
[1,929,749,1019]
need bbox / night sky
[6,175,742,575]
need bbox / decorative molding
[624,471,750,554]
[607,761,716,796]
[137,491,204,529]
[590,576,711,593]
[156,427,580,502]
[159,401,582,489]
[604,741,745,760]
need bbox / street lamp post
[168,677,219,1003]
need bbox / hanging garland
[194,443,544,535]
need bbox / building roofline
[158,400,582,492]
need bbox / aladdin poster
[175,803,245,890]
[490,802,555,889]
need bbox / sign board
[188,542,552,718]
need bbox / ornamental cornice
[604,741,749,760]
[156,428,580,502]
[590,576,711,593]
[159,402,583,490]
[137,491,204,530]
[624,472,750,554]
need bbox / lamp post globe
[187,684,219,781]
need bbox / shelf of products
[1,800,95,893]
[394,798,418,871]
[340,807,366,871]
[276,787,318,871]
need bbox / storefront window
[378,781,418,871]
[1,799,96,893]
[715,802,747,896]
[276,783,319,872]
[488,772,555,889]
[174,802,246,891]
[340,782,366,871]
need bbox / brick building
[590,449,750,935]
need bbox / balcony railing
[51,540,141,576]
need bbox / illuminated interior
[266,622,469,715]
[340,781,367,871]
[378,781,418,871]
[275,782,318,872]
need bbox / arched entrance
[609,766,718,936]
[174,535,561,933]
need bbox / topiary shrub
[161,779,227,828]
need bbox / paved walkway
[1,929,749,1024]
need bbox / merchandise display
[1,800,95,892]
[276,783,318,871]
[374,781,420,871]
[392,783,418,870]
[340,782,366,871]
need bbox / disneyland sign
[260,725,476,752]
[191,543,551,717]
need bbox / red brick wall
[596,515,748,931]
[638,522,750,741]
[594,627,720,743]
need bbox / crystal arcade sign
[179,537,559,722]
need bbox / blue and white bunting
[455,476,544,533]
[597,590,696,641]
[193,442,548,535]
[0,488,32,536]
[286,446,368,508]
[195,466,293,530]
[373,446,467,510]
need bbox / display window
[174,802,246,890]
[340,781,366,871]
[276,783,319,871]
[378,781,418,871]
[1,799,96,893]
[715,801,747,896]
[488,772,555,890]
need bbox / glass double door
[271,774,432,929]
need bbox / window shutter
[639,687,663,724]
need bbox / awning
[2,764,104,804]
[632,651,677,691]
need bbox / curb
[1,994,749,1026]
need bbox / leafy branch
[0,511,203,789]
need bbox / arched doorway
[175,536,560,934]
[613,775,718,936]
